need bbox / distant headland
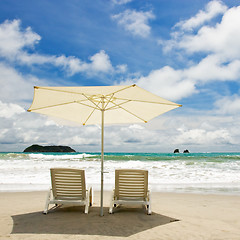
[23,144,76,153]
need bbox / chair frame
[43,168,93,214]
[109,169,151,215]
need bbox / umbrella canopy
[28,84,182,216]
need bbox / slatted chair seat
[43,168,93,214]
[109,169,151,215]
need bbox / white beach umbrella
[28,84,181,216]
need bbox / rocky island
[173,149,190,153]
[23,144,76,153]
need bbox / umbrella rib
[34,86,91,96]
[81,94,114,125]
[34,87,102,108]
[105,98,181,112]
[75,101,100,110]
[28,99,99,112]
[111,97,182,107]
[103,84,181,107]
[81,93,102,111]
[77,93,103,125]
[28,101,78,112]
[104,84,136,97]
[104,94,114,110]
[35,86,134,99]
[34,86,181,107]
[105,100,131,111]
[81,101,101,125]
[107,99,148,123]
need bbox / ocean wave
[1,152,240,193]
[28,153,96,160]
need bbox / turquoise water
[0,152,240,194]
[3,151,239,160]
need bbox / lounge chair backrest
[50,168,86,200]
[115,169,148,200]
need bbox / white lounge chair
[43,168,93,214]
[109,169,151,215]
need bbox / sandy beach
[0,191,240,240]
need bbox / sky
[0,0,240,153]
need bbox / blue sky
[0,0,240,152]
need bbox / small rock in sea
[183,149,190,153]
[174,149,180,153]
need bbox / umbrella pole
[100,108,104,216]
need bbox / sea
[0,152,240,195]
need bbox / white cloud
[0,101,25,118]
[1,100,240,152]
[186,55,240,83]
[0,63,45,104]
[174,0,227,31]
[129,124,145,130]
[122,3,240,102]
[0,19,41,59]
[112,0,132,5]
[215,95,240,114]
[17,52,55,65]
[89,50,113,72]
[0,19,125,76]
[112,9,155,38]
[122,66,196,101]
[2,3,240,152]
[106,125,161,149]
[116,64,127,73]
[0,19,131,151]
[174,127,234,145]
[178,6,240,60]
[120,54,240,102]
[165,3,240,64]
[54,50,114,76]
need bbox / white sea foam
[28,153,95,160]
[0,153,240,194]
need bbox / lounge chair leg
[146,190,152,215]
[85,204,89,214]
[109,207,113,214]
[85,189,90,214]
[43,189,51,214]
[109,189,115,214]
[89,187,93,206]
[147,204,152,215]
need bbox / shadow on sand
[11,206,179,237]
